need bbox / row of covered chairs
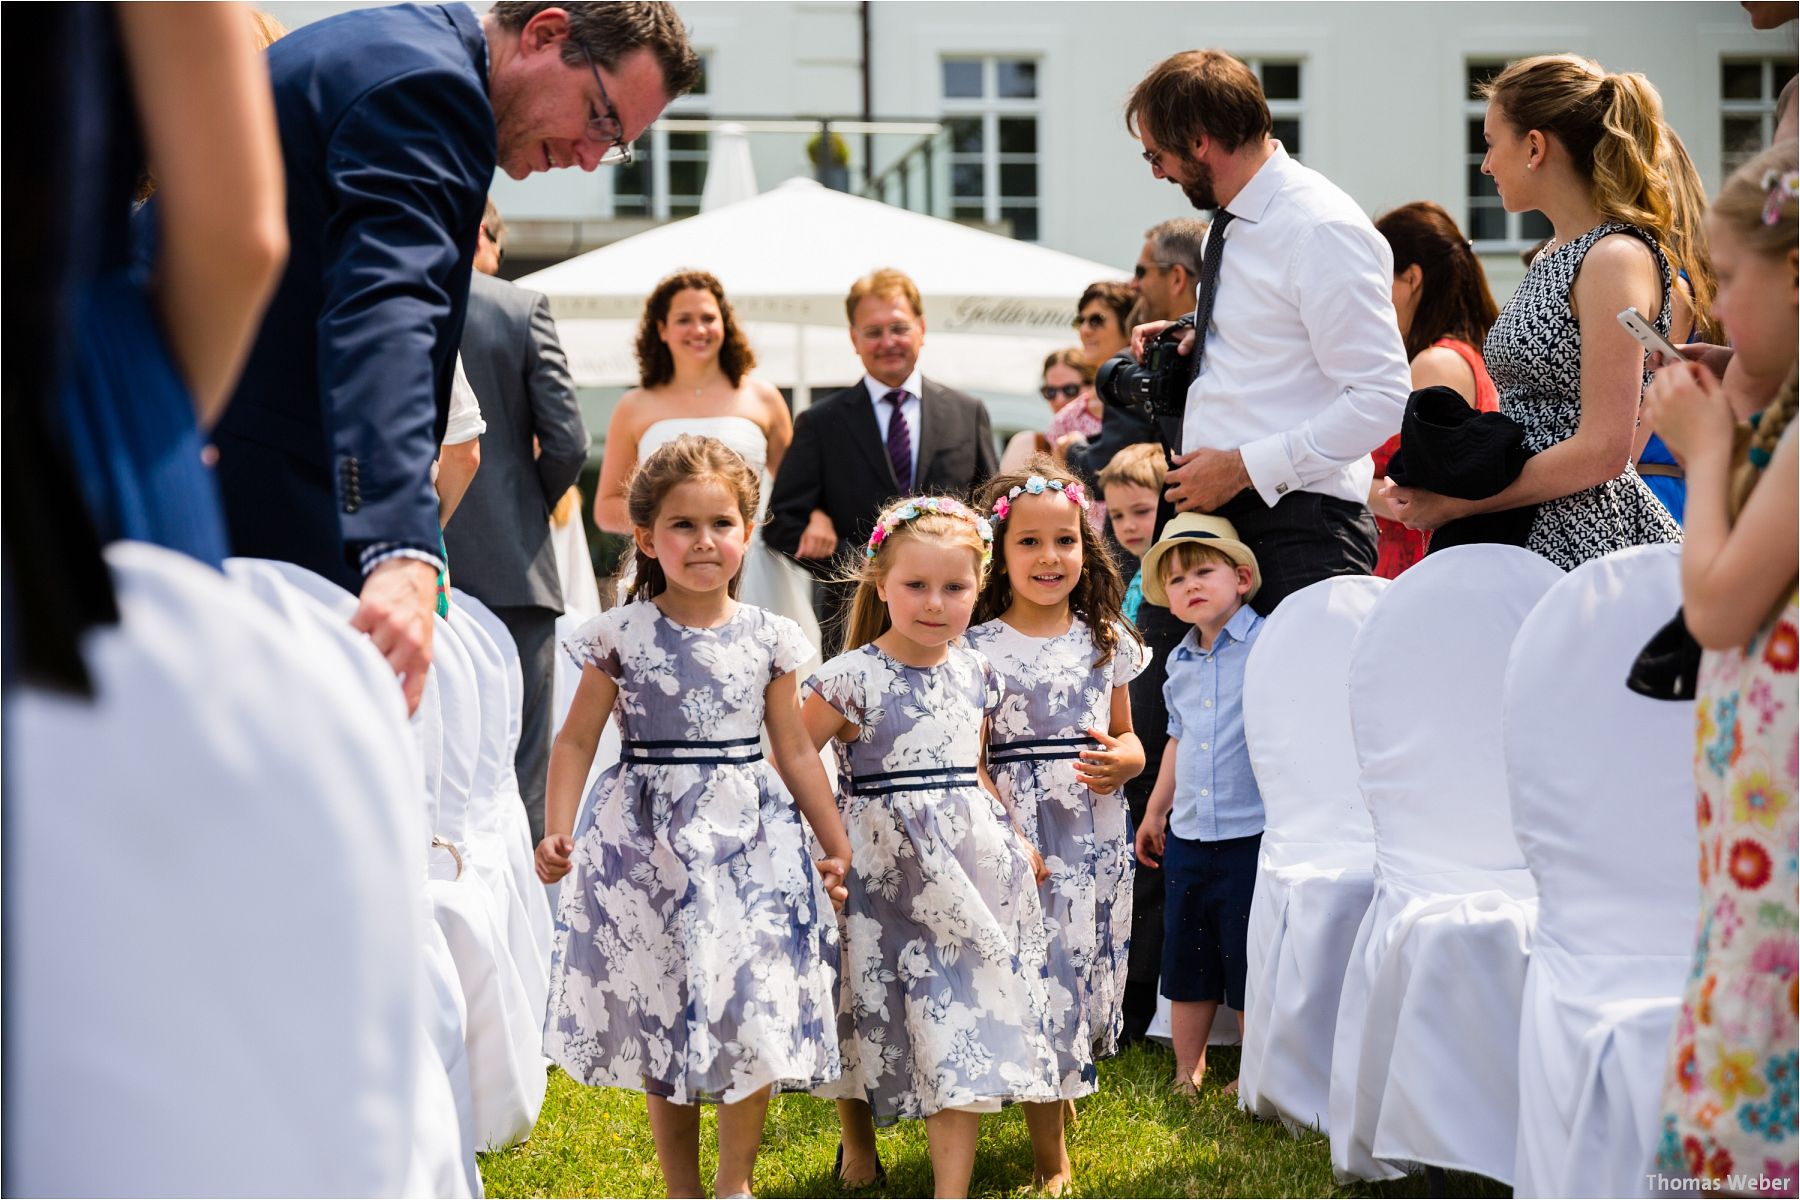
[6,543,555,1196]
[1235,543,1697,1197]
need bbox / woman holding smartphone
[1383,55,1686,570]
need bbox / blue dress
[966,618,1148,1068]
[806,643,1065,1122]
[544,601,841,1104]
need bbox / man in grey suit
[443,204,589,840]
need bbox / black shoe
[833,1142,886,1190]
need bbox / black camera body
[1094,314,1193,423]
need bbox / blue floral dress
[966,618,1148,1066]
[544,601,840,1104]
[806,643,1065,1122]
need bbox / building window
[1721,57,1798,178]
[1464,62,1552,250]
[612,56,709,219]
[942,56,1040,241]
[1242,59,1305,159]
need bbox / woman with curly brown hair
[594,269,819,647]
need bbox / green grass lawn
[478,1043,1509,1198]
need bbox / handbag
[1625,608,1702,701]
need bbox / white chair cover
[412,911,480,1197]
[1505,546,1698,1197]
[451,592,555,999]
[1329,544,1564,1183]
[1239,575,1387,1133]
[427,612,547,1151]
[444,600,551,1029]
[246,557,445,834]
[6,543,421,1196]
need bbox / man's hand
[1164,447,1252,513]
[350,556,437,714]
[1648,341,1733,380]
[796,508,839,559]
[1131,319,1196,361]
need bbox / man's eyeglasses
[1133,261,1174,280]
[1071,312,1111,331]
[579,45,634,166]
[857,322,917,340]
[1140,147,1164,170]
[1040,382,1086,401]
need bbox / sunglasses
[1072,313,1112,330]
[1040,383,1086,401]
[1133,261,1175,280]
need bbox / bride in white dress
[592,271,820,664]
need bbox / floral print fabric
[966,617,1148,1065]
[543,601,841,1104]
[1656,587,1799,1193]
[805,643,1064,1122]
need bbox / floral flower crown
[1761,168,1799,227]
[988,474,1089,524]
[866,496,995,566]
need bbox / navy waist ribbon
[850,766,980,796]
[620,735,763,767]
[985,735,1097,767]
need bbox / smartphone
[1617,307,1687,367]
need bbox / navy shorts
[1160,831,1261,1009]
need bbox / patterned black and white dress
[1483,221,1684,570]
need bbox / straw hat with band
[1140,513,1262,606]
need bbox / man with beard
[1123,50,1409,615]
[215,2,696,712]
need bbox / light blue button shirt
[1163,603,1265,841]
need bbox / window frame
[1239,57,1306,160]
[609,55,711,220]
[1720,56,1798,180]
[940,55,1042,242]
[1463,60,1553,254]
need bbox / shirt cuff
[360,542,445,577]
[1238,433,1303,508]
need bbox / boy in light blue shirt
[1132,513,1265,1096]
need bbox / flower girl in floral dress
[800,495,1063,1199]
[966,459,1147,1187]
[537,435,852,1200]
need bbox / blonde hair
[1712,144,1800,516]
[1660,128,1719,343]
[1482,56,1686,283]
[840,496,989,652]
[845,268,924,325]
[1096,442,1168,495]
[624,435,760,602]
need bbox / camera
[1094,315,1193,423]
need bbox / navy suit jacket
[215,3,495,590]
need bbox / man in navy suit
[217,2,697,711]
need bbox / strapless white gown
[633,416,822,670]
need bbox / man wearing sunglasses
[212,2,697,715]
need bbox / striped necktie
[883,389,913,492]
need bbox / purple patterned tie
[883,389,913,492]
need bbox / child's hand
[1021,837,1050,886]
[1074,726,1140,796]
[1644,359,1734,465]
[1134,817,1165,869]
[814,856,850,911]
[535,834,573,884]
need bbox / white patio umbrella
[516,177,1128,407]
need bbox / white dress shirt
[863,370,924,484]
[1183,143,1411,507]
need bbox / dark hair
[975,455,1135,669]
[1126,50,1272,158]
[1374,201,1501,360]
[1078,281,1134,329]
[634,270,756,388]
[489,2,701,98]
[624,435,760,601]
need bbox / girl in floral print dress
[965,459,1147,1189]
[537,436,852,1200]
[1643,142,1798,1194]
[801,495,1063,1199]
